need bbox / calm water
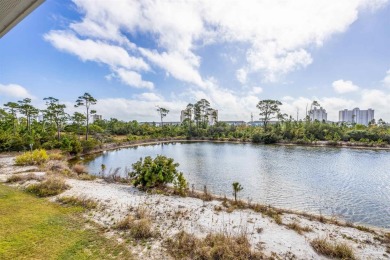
[84,142,390,228]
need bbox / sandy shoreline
[1,156,390,259]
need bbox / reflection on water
[84,142,390,228]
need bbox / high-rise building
[91,114,102,122]
[309,107,327,122]
[180,110,190,123]
[339,108,374,126]
[207,109,218,125]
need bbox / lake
[84,142,390,228]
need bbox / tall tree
[156,106,169,126]
[17,98,39,133]
[43,97,68,141]
[184,103,194,132]
[256,99,282,131]
[3,102,19,134]
[72,112,87,135]
[75,93,97,140]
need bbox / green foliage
[81,138,99,153]
[232,182,243,202]
[129,155,186,189]
[15,149,49,166]
[174,172,188,196]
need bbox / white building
[207,109,218,125]
[180,110,188,123]
[339,108,374,126]
[309,107,327,122]
[91,114,102,122]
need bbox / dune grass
[0,184,132,259]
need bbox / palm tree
[232,182,243,202]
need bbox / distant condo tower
[309,107,327,122]
[339,108,374,126]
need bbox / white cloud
[44,31,148,71]
[45,0,388,88]
[114,68,154,90]
[139,48,204,87]
[383,69,390,87]
[236,69,247,84]
[332,80,360,94]
[135,92,163,102]
[250,87,263,95]
[0,84,34,99]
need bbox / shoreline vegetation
[1,151,390,259]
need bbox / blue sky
[1,0,390,122]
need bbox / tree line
[1,95,390,153]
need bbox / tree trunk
[86,107,89,140]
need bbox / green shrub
[129,155,186,189]
[25,177,69,197]
[81,139,99,153]
[173,172,188,196]
[252,133,262,143]
[15,149,49,166]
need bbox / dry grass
[77,173,97,180]
[114,216,154,239]
[48,152,64,161]
[286,221,312,235]
[57,196,98,209]
[25,177,69,197]
[73,164,87,175]
[311,237,355,260]
[6,173,43,183]
[45,160,72,175]
[115,206,154,239]
[166,231,265,260]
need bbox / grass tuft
[57,196,98,209]
[286,222,312,235]
[6,173,43,183]
[115,206,154,239]
[77,173,97,181]
[166,231,264,259]
[25,177,69,197]
[311,237,355,259]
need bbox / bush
[25,177,69,197]
[129,155,186,189]
[15,149,49,166]
[252,133,279,144]
[252,133,262,143]
[73,164,87,175]
[173,172,188,196]
[261,133,279,144]
[81,139,99,153]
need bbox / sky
[1,0,390,122]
